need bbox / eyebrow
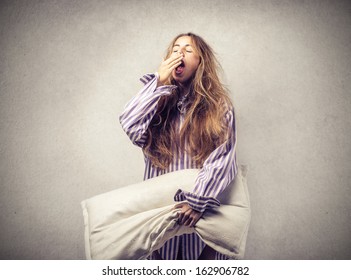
[173,44,193,47]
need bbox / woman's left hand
[174,203,203,227]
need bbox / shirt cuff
[139,73,176,92]
[139,72,159,85]
[139,73,157,85]
[174,189,221,213]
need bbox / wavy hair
[143,33,233,169]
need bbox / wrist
[155,72,164,87]
[155,72,160,80]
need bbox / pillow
[81,165,250,260]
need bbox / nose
[177,46,186,56]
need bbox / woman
[119,33,237,259]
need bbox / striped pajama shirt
[119,73,237,260]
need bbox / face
[171,36,200,85]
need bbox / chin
[172,75,189,85]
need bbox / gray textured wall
[0,0,350,260]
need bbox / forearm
[174,109,238,212]
[119,74,175,147]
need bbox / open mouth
[175,61,185,75]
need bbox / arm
[119,74,175,147]
[174,108,238,217]
[119,52,184,147]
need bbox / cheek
[187,57,200,72]
[193,56,200,70]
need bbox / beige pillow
[81,165,250,260]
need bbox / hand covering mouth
[175,61,185,75]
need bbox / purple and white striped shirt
[119,73,237,260]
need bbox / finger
[180,209,192,225]
[164,58,182,72]
[178,212,184,224]
[173,203,185,209]
[165,53,183,65]
[166,60,183,74]
[184,216,193,227]
[168,58,183,69]
[169,51,183,59]
[158,60,182,81]
[189,215,200,227]
[181,215,188,226]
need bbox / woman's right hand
[157,52,183,86]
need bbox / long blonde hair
[143,33,233,169]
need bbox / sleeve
[119,73,177,147]
[174,108,238,213]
